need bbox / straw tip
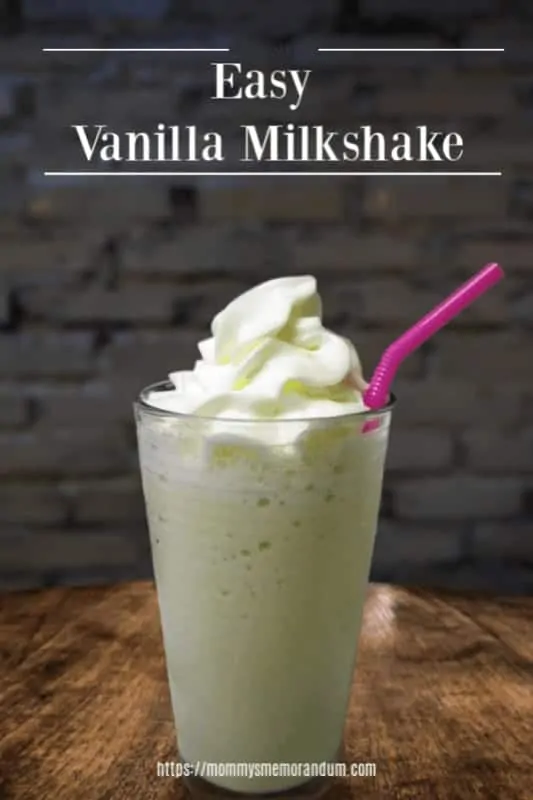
[485,262,505,279]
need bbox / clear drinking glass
[135,381,394,799]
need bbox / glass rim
[135,380,396,424]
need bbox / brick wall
[0,2,532,592]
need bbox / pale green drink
[136,396,392,796]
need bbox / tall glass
[135,381,394,798]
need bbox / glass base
[184,772,332,800]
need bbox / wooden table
[0,582,532,799]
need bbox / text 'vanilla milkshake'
[135,276,393,797]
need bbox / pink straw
[363,262,505,410]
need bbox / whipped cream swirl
[146,276,367,420]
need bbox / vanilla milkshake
[135,276,393,796]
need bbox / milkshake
[135,276,393,796]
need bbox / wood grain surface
[0,582,532,799]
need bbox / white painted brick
[0,485,67,525]
[122,227,268,277]
[24,286,178,324]
[373,521,463,571]
[395,475,524,519]
[464,429,533,473]
[0,428,133,477]
[472,523,533,563]
[431,332,533,383]
[292,232,418,272]
[394,379,522,427]
[358,280,441,324]
[0,528,141,572]
[457,241,533,273]
[0,332,95,379]
[200,181,344,222]
[62,477,145,525]
[0,390,28,428]
[364,180,507,220]
[387,428,454,472]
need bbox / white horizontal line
[42,47,504,54]
[42,48,230,53]
[317,47,505,52]
[43,171,503,177]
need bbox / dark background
[0,0,532,593]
